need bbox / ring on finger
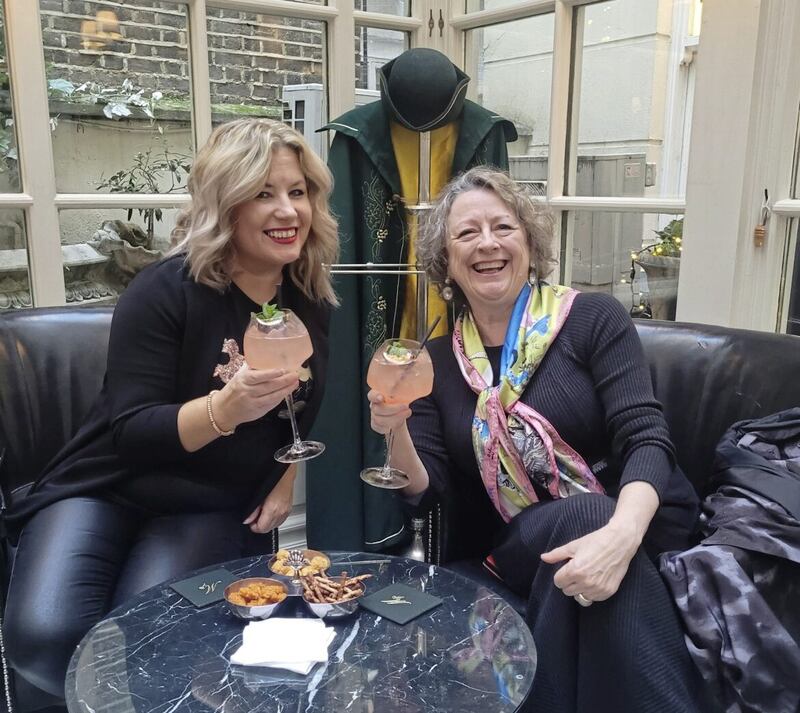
[574,593,593,607]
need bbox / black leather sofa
[0,307,278,713]
[2,309,799,710]
[425,320,800,609]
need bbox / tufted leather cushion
[636,321,800,496]
[0,307,113,505]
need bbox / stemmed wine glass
[243,308,325,463]
[360,338,434,489]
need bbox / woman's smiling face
[446,187,530,316]
[231,146,312,276]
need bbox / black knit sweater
[8,255,330,530]
[408,291,699,558]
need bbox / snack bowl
[224,577,288,620]
[301,578,366,621]
[268,549,331,578]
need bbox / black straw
[416,315,442,353]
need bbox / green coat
[306,100,516,552]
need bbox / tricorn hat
[378,49,470,132]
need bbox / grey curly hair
[416,166,556,304]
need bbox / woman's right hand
[367,389,412,434]
[215,366,299,429]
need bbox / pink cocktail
[244,319,312,373]
[243,309,324,463]
[361,338,434,489]
[366,344,433,406]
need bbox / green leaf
[385,341,412,360]
[255,302,285,323]
[48,78,75,96]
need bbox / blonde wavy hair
[417,166,555,305]
[170,118,338,305]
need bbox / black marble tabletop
[66,552,536,712]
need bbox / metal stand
[327,263,428,343]
[328,129,435,342]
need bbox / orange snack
[228,582,287,606]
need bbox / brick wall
[39,0,324,113]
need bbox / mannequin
[307,49,517,551]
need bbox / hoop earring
[441,277,454,302]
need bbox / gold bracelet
[207,389,234,436]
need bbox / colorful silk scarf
[453,282,606,522]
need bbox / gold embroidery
[198,580,222,595]
[380,595,412,605]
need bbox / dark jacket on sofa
[660,408,800,713]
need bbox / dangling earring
[528,265,536,285]
[441,277,454,302]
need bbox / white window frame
[446,0,800,332]
[3,0,422,307]
[7,0,800,328]
[447,0,688,288]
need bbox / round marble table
[66,552,536,712]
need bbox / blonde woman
[5,119,338,702]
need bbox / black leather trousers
[5,496,249,700]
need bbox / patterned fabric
[660,488,800,713]
[660,409,800,713]
[452,282,605,522]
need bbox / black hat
[379,49,470,132]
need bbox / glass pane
[58,207,182,305]
[354,0,410,16]
[40,2,193,194]
[567,212,683,321]
[0,2,20,192]
[0,210,31,310]
[356,28,408,92]
[465,14,554,186]
[207,11,326,156]
[573,0,697,198]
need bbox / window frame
[2,0,421,307]
[4,0,800,327]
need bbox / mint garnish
[254,302,285,324]
[384,340,414,363]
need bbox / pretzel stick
[301,573,371,603]
[311,575,326,602]
[300,576,314,599]
[315,580,339,595]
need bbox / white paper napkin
[230,618,336,675]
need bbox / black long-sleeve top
[408,292,699,559]
[9,255,330,528]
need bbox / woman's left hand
[243,466,296,534]
[540,521,640,602]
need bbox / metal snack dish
[268,548,331,577]
[300,574,369,621]
[224,577,289,620]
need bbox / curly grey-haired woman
[367,166,705,713]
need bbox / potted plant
[633,218,683,320]
[95,146,191,250]
[89,146,191,292]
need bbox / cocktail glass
[243,309,324,463]
[360,338,433,489]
